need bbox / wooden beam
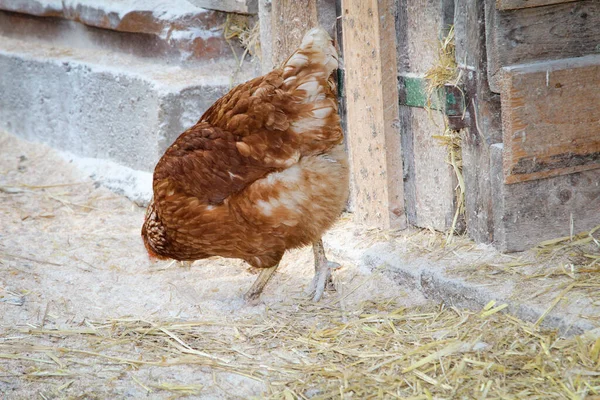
[342,0,406,229]
[454,0,503,244]
[496,0,578,11]
[501,55,600,184]
[270,0,318,67]
[485,0,600,93]
[258,0,274,73]
[395,0,458,232]
[490,144,600,252]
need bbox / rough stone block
[0,36,256,202]
[0,0,241,62]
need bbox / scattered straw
[452,223,600,318]
[150,382,204,396]
[3,299,600,398]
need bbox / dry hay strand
[222,13,261,67]
[531,224,600,305]
[433,127,465,244]
[424,26,465,243]
[4,298,600,399]
[424,26,460,94]
[459,223,600,311]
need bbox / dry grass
[424,26,460,95]
[3,298,600,399]
[424,26,466,243]
[222,13,261,67]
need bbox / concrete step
[0,35,258,204]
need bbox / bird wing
[152,122,275,206]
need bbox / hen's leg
[244,264,279,303]
[307,239,340,302]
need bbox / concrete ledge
[361,243,597,336]
[0,36,255,177]
[58,150,153,206]
[322,225,599,337]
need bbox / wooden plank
[454,0,504,244]
[271,0,318,67]
[267,0,336,71]
[490,144,600,252]
[258,0,274,73]
[485,0,600,93]
[496,0,579,11]
[410,108,457,230]
[342,0,406,229]
[394,0,457,232]
[501,55,600,184]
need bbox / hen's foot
[307,260,340,302]
[244,264,279,305]
[307,239,340,302]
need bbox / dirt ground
[0,131,429,399]
[2,131,600,400]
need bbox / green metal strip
[398,76,464,114]
[403,76,431,108]
[398,75,468,130]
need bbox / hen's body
[142,28,349,300]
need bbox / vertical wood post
[271,0,318,66]
[341,0,406,229]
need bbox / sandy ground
[0,131,429,399]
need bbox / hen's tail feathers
[281,27,339,98]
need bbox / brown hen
[141,27,349,302]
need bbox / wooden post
[258,0,274,73]
[395,0,458,232]
[454,0,503,244]
[341,0,406,229]
[270,0,318,67]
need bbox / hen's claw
[307,260,340,302]
[244,264,279,304]
[307,239,340,302]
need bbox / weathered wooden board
[496,0,579,10]
[490,144,600,252]
[395,0,457,232]
[271,0,318,67]
[501,55,600,184]
[485,0,600,93]
[342,0,406,229]
[258,0,274,73]
[454,0,504,244]
[410,108,457,230]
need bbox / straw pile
[3,296,600,399]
